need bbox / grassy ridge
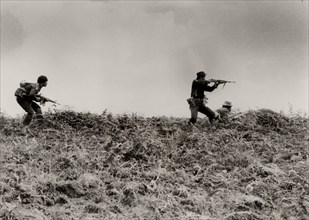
[0,109,308,220]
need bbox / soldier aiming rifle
[187,71,235,125]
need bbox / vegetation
[0,109,308,219]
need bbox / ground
[0,109,308,219]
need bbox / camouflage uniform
[15,82,44,126]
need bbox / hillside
[0,109,308,220]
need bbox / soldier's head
[196,71,206,80]
[222,101,232,111]
[37,75,48,87]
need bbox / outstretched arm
[204,81,219,92]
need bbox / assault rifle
[207,79,236,88]
[37,94,60,106]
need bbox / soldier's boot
[23,112,34,126]
[188,118,196,125]
[36,114,44,125]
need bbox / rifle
[37,94,60,105]
[207,79,236,88]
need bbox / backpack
[15,81,39,97]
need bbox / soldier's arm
[28,88,37,96]
[203,81,218,92]
[28,86,41,101]
[191,80,197,97]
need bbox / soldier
[14,75,48,126]
[187,71,220,125]
[215,101,232,123]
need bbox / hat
[222,101,232,107]
[196,71,206,77]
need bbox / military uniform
[215,101,232,123]
[188,71,218,124]
[15,76,47,126]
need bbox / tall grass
[0,109,308,219]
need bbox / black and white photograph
[0,0,308,219]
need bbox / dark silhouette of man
[188,71,219,124]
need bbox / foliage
[0,109,308,219]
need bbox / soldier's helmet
[223,101,232,107]
[37,75,48,84]
[196,71,206,77]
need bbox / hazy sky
[1,0,308,117]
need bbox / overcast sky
[1,0,308,117]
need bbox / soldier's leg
[189,106,199,124]
[16,97,35,126]
[198,105,216,122]
[31,102,43,122]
